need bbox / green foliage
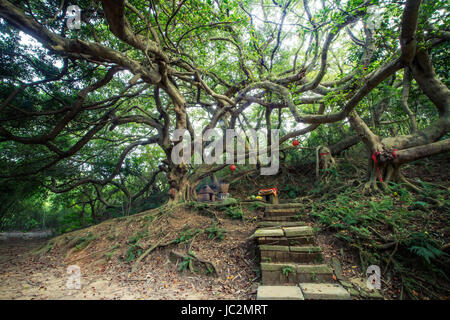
[281,184,303,199]
[227,207,244,220]
[175,228,202,244]
[72,232,97,251]
[308,178,449,298]
[123,231,148,262]
[405,233,448,264]
[0,0,447,245]
[204,223,226,241]
[0,180,54,231]
[104,244,119,261]
[219,205,244,220]
[178,256,193,273]
[128,231,148,244]
[245,201,267,214]
[281,265,295,277]
[124,244,143,262]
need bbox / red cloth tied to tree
[371,151,383,183]
[392,149,398,159]
[370,149,399,183]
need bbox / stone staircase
[255,203,350,300]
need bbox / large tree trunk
[167,164,194,203]
[346,3,449,191]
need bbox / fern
[406,233,448,264]
[205,223,226,241]
[408,243,446,264]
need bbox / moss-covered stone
[254,228,284,237]
[296,264,332,274]
[260,262,297,271]
[283,226,313,237]
[289,246,321,252]
[259,245,290,252]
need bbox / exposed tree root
[362,159,424,194]
[131,238,175,273]
[169,250,218,276]
[132,203,224,274]
[395,172,422,192]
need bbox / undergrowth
[308,179,449,299]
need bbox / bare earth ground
[0,208,261,300]
[0,207,375,300]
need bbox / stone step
[265,211,301,218]
[262,215,300,222]
[266,203,305,209]
[256,285,304,300]
[254,226,315,246]
[257,236,315,246]
[265,207,301,213]
[283,226,314,237]
[261,263,333,285]
[258,221,306,228]
[260,245,323,264]
[265,208,301,215]
[299,283,351,300]
[254,226,313,238]
[254,228,285,238]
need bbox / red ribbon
[371,151,383,183]
[392,148,398,159]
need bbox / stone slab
[254,228,284,238]
[261,251,323,264]
[339,280,353,288]
[260,262,297,271]
[299,283,351,300]
[257,236,315,246]
[259,245,290,252]
[331,257,343,280]
[283,226,313,237]
[262,215,300,221]
[262,271,333,285]
[265,211,301,217]
[266,203,305,209]
[257,285,304,300]
[289,246,321,253]
[258,221,306,228]
[295,264,332,274]
[265,208,299,213]
[261,263,332,274]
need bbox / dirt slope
[0,206,262,300]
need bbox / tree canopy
[0,0,448,229]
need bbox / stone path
[254,203,350,300]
